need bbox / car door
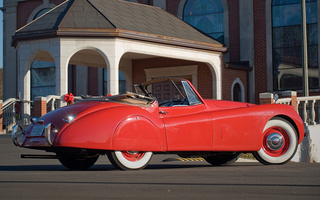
[156,80,213,151]
[160,104,213,151]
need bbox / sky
[0,0,3,68]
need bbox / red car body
[12,78,305,170]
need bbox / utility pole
[301,0,309,96]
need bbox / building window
[31,61,56,100]
[33,8,52,20]
[233,83,241,102]
[103,70,127,95]
[272,0,318,91]
[183,0,224,43]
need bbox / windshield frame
[136,78,204,107]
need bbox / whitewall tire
[107,151,153,170]
[253,118,298,165]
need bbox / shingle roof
[13,0,227,52]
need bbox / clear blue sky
[0,0,3,68]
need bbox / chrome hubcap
[267,133,284,151]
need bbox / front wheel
[107,151,153,170]
[253,118,298,165]
[204,153,240,166]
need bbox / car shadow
[0,162,261,172]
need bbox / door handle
[159,110,168,115]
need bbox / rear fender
[56,108,119,149]
[112,115,162,151]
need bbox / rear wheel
[253,118,298,165]
[107,151,153,170]
[204,153,240,166]
[58,155,99,170]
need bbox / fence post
[0,100,3,134]
[259,93,274,105]
[282,91,297,112]
[34,97,47,117]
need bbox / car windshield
[140,78,202,107]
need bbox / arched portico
[14,0,226,120]
[17,36,223,101]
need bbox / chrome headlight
[63,115,76,123]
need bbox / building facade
[2,0,320,104]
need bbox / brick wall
[227,0,240,62]
[132,57,213,99]
[221,64,248,101]
[34,97,47,117]
[253,0,267,103]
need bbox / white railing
[275,97,291,105]
[2,98,32,132]
[2,98,18,130]
[297,96,320,126]
[46,95,62,112]
[276,96,320,126]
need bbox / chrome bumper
[44,123,53,145]
[12,123,54,146]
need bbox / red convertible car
[12,78,305,170]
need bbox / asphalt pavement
[0,135,319,200]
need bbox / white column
[206,56,222,100]
[107,57,119,95]
[105,41,122,95]
[17,44,31,123]
[55,42,69,106]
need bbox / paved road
[0,135,319,200]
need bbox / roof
[12,0,227,52]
